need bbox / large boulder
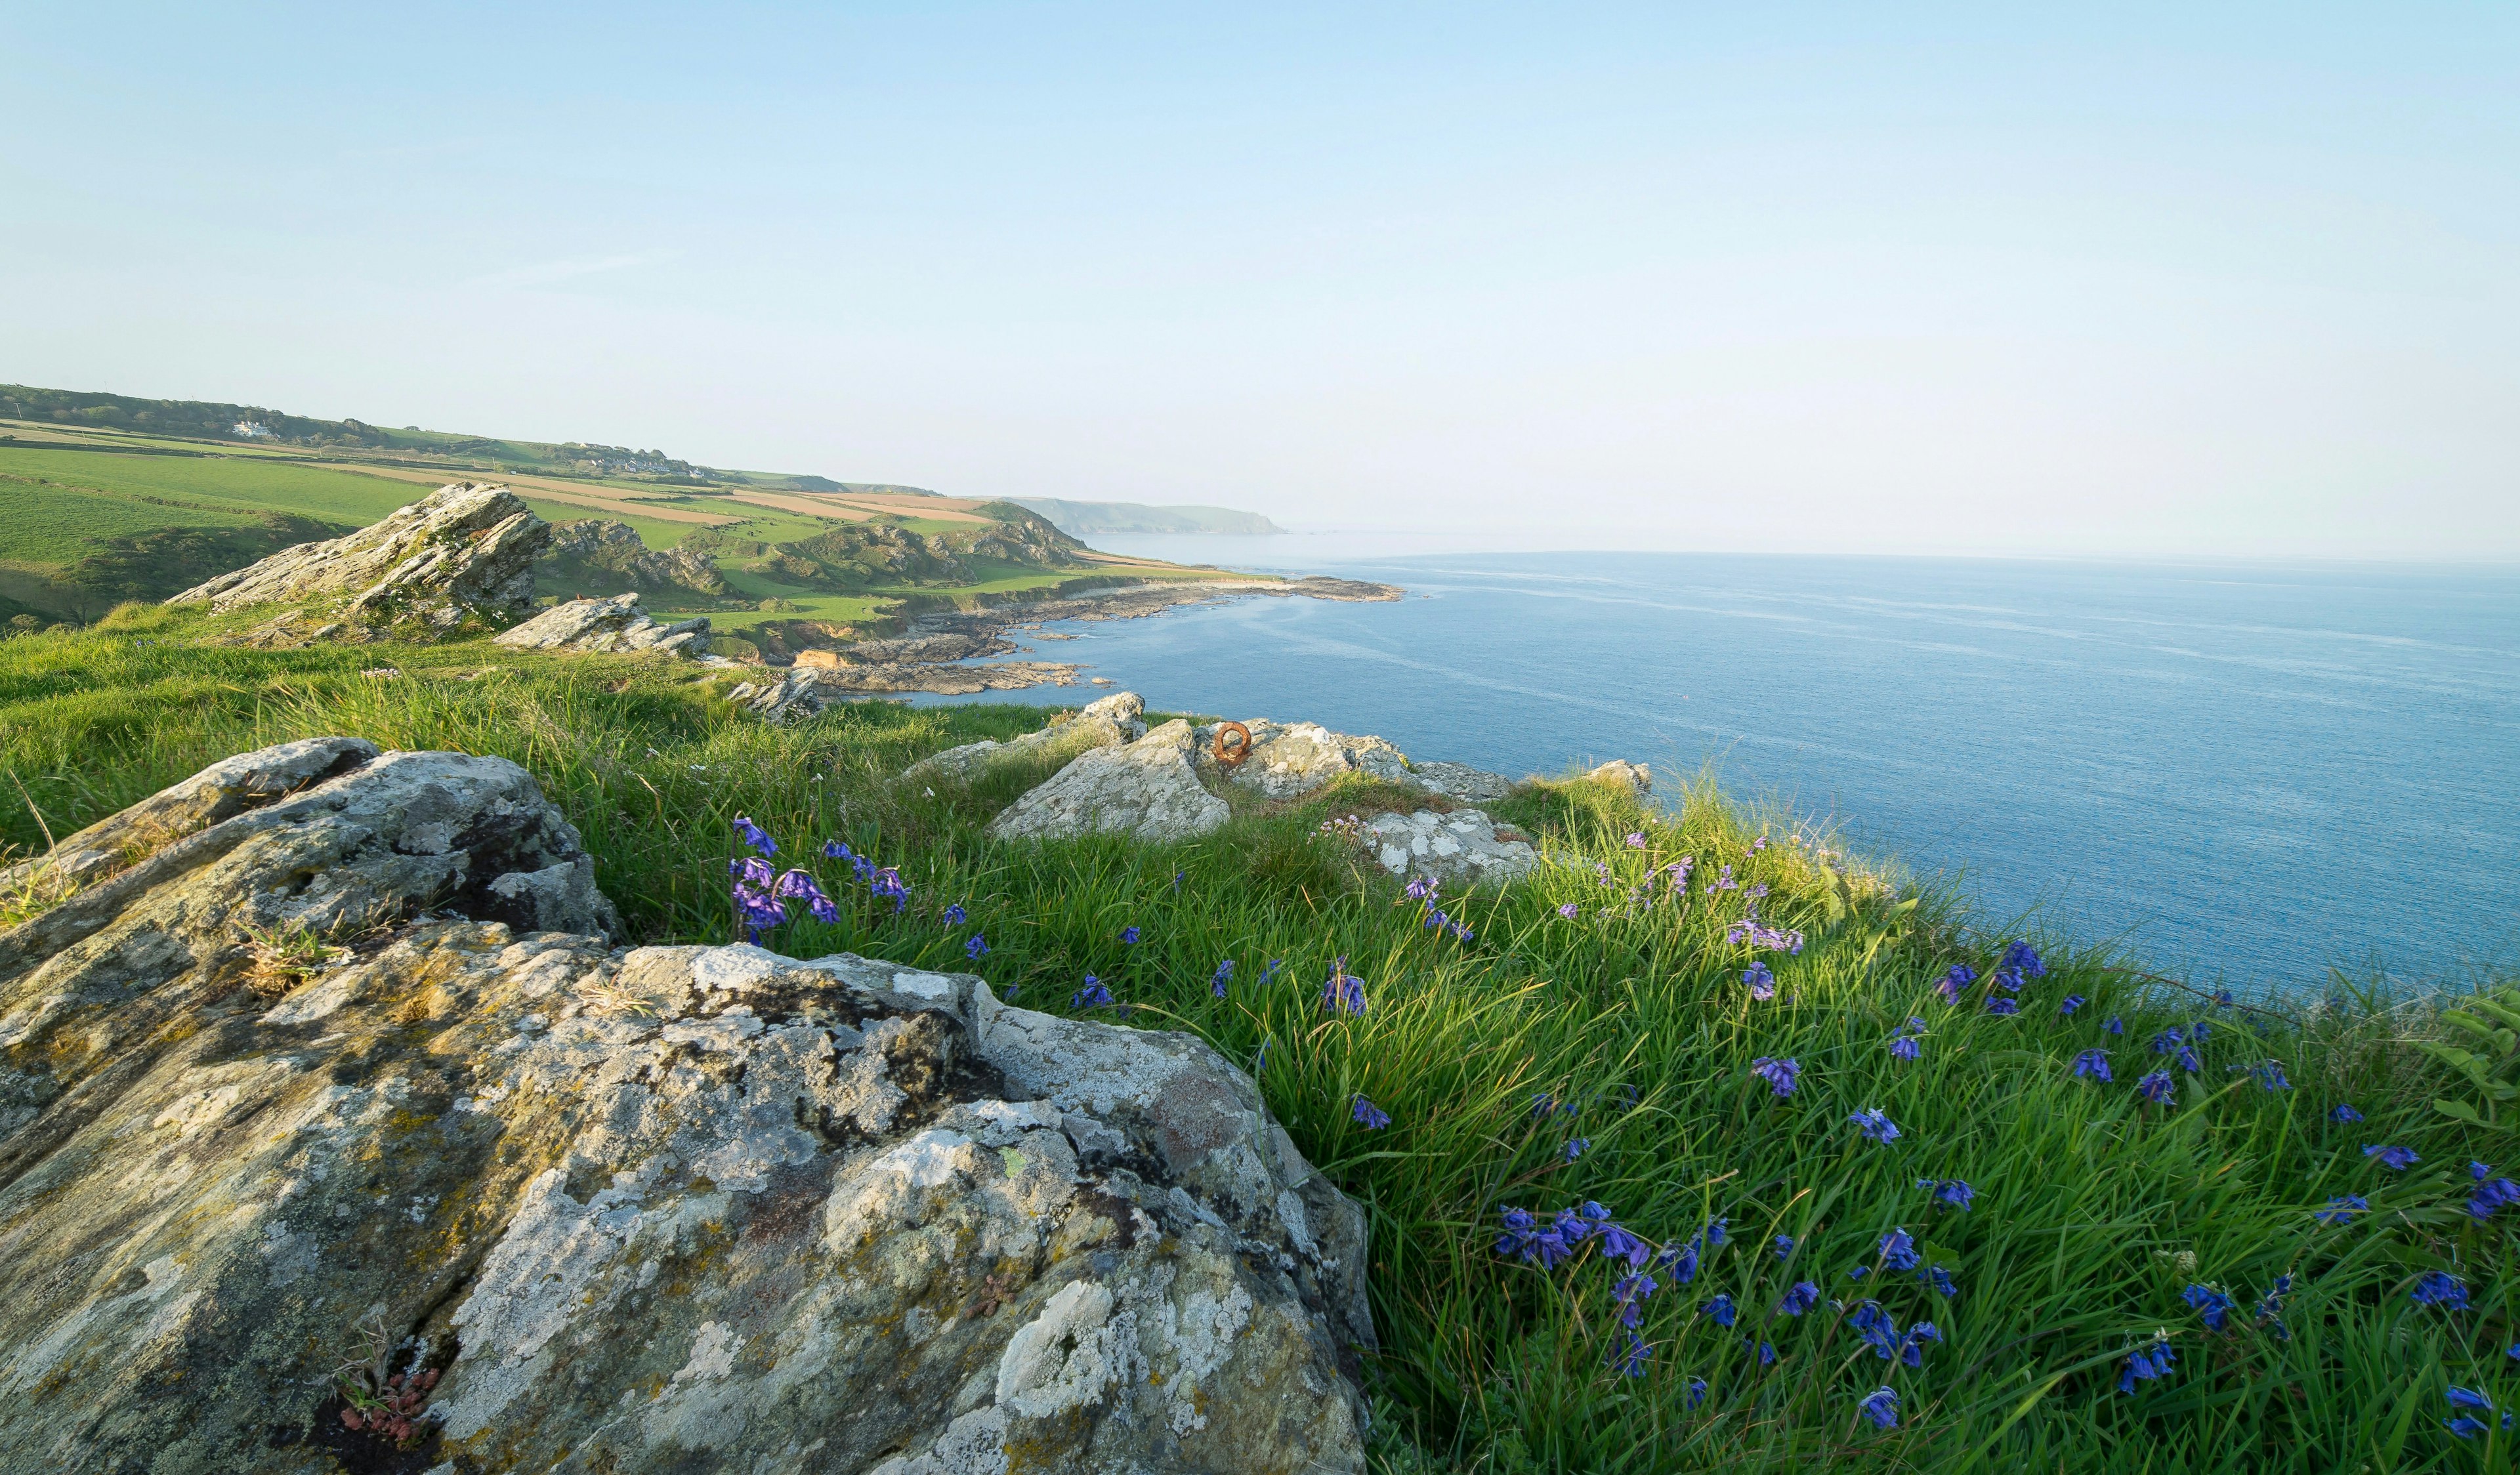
[1356,808,1539,890]
[1408,760,1516,804]
[988,719,1230,844]
[494,591,713,658]
[539,518,727,596]
[0,744,1371,1474]
[904,690,1147,787]
[1188,720,1414,799]
[165,483,549,632]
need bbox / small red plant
[339,1366,438,1446]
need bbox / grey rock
[165,483,549,630]
[1190,718,1414,799]
[494,592,711,658]
[988,720,1231,843]
[1586,759,1652,794]
[539,518,727,596]
[0,744,1366,1474]
[1356,807,1540,890]
[1409,759,1517,804]
[902,690,1149,786]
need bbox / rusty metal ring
[1213,721,1253,769]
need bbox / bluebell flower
[2118,1339,2176,1394]
[1744,961,1776,1001]
[822,839,851,860]
[1992,967,2025,993]
[1557,902,1579,919]
[2176,1045,2201,1073]
[2072,1049,2112,1081]
[1493,1207,1538,1259]
[2152,1028,2184,1054]
[1072,976,1112,1009]
[1900,1321,1942,1367]
[2412,1271,2471,1310]
[1564,1138,1589,1161]
[1658,1237,1700,1285]
[2253,1060,2292,1091]
[1857,1386,1899,1430]
[1628,831,1648,848]
[2364,1144,2419,1171]
[1702,1293,1737,1327]
[2446,1416,2491,1439]
[1120,925,1141,944]
[2105,1015,2126,1035]
[2448,1387,2494,1412]
[2181,1283,2236,1332]
[2137,1071,2175,1105]
[1261,958,1285,984]
[2470,1176,2520,1220]
[1597,1223,1653,1270]
[732,855,776,889]
[1613,1271,1660,1323]
[1748,1338,1776,1365]
[2330,1103,2363,1122]
[1751,1056,1800,1098]
[941,902,966,926]
[1849,1300,1897,1352]
[1608,1330,1652,1377]
[1936,963,1975,1005]
[966,933,989,960]
[2060,994,2086,1015]
[2314,1194,2369,1224]
[2189,1020,2212,1042]
[2507,1342,2520,1361]
[1891,1035,1921,1062]
[732,816,778,856]
[1849,1108,1901,1144]
[1922,1178,1975,1211]
[1704,1218,1729,1247]
[1320,958,1367,1016]
[1774,1234,1795,1259]
[2215,989,2236,1007]
[1687,1377,1708,1409]
[2256,1275,2293,1339]
[1849,1265,1871,1280]
[1777,1281,1820,1317]
[1985,997,2019,1016]
[1924,1264,1959,1298]
[1878,1228,1920,1272]
[1351,1094,1391,1130]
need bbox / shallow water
[919,541,2520,992]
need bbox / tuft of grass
[3,612,2516,1472]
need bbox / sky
[3,3,2514,557]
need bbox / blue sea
[931,539,2520,993]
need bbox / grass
[4,608,2513,1472]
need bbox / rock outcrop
[0,743,1371,1474]
[1358,808,1540,890]
[1586,759,1652,794]
[1408,760,1517,804]
[165,483,548,633]
[539,518,728,596]
[493,591,714,659]
[1190,720,1416,799]
[905,690,1148,787]
[988,720,1231,844]
[728,659,1081,719]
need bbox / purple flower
[2072,1049,2112,1081]
[2105,1015,2126,1035]
[1777,1281,1820,1317]
[2364,1144,2419,1171]
[1993,968,2025,993]
[2118,1339,2176,1394]
[1686,1377,1708,1409]
[1210,959,1233,997]
[1936,963,1975,1005]
[1658,1237,1700,1285]
[1878,1228,1921,1272]
[1351,1094,1391,1130]
[1900,1321,1942,1367]
[1608,1330,1652,1377]
[2253,1060,2292,1091]
[1921,1177,1975,1211]
[1702,1293,1737,1327]
[1891,1035,1921,1062]
[1849,1108,1900,1144]
[1856,1386,1900,1430]
[2412,1271,2470,1310]
[1597,1223,1653,1270]
[1748,1337,1776,1365]
[822,839,852,860]
[2001,940,2048,979]
[1557,902,1579,919]
[1985,997,2020,1016]
[966,933,989,960]
[731,855,775,890]
[1774,1234,1795,1259]
[2446,1416,2491,1439]
[2214,989,2235,1008]
[1613,1270,1660,1319]
[1744,962,1776,1001]
[2181,1283,2235,1332]
[2330,1103,2364,1123]
[941,902,966,926]
[2314,1194,2368,1224]
[2059,994,2087,1015]
[1119,925,1141,944]
[1071,976,1112,1009]
[1563,1137,1590,1161]
[732,816,778,856]
[1320,959,1367,1016]
[2469,1175,2520,1220]
[1627,831,1648,848]
[2176,1045,2201,1073]
[2152,1028,2184,1054]
[1923,1264,1959,1298]
[2448,1386,2494,1412]
[1750,1056,1800,1098]
[2137,1071,2175,1105]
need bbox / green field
[1,607,2511,1472]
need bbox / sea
[919,537,2520,994]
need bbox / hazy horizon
[5,4,2514,559]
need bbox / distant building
[232,421,272,438]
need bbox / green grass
[0,478,257,564]
[0,447,421,528]
[4,610,2511,1472]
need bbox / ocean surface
[925,539,2520,993]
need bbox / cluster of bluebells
[2470,1161,2520,1220]
[1871,1227,1961,1298]
[1935,963,1975,1005]
[2444,1386,2517,1440]
[1210,959,1234,998]
[1890,1018,1927,1062]
[1744,961,1776,1001]
[1918,1177,1974,1211]
[1320,957,1368,1017]
[2412,1271,2471,1311]
[1849,1299,1941,1367]
[1751,1056,1799,1098]
[1351,1094,1392,1131]
[1849,1108,1901,1144]
[1724,902,1805,953]
[1401,877,1475,941]
[2119,1336,2177,1394]
[822,839,910,913]
[726,818,847,942]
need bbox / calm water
[931,541,2520,991]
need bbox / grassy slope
[3,608,2513,1472]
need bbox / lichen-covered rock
[1585,759,1652,794]
[728,659,1081,719]
[539,518,727,596]
[1408,760,1517,804]
[904,690,1148,787]
[0,743,1370,1475]
[1190,720,1414,799]
[988,720,1231,844]
[1356,808,1539,890]
[165,484,549,631]
[493,592,712,658]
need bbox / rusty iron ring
[1212,721,1253,769]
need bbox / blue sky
[4,4,2513,555]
